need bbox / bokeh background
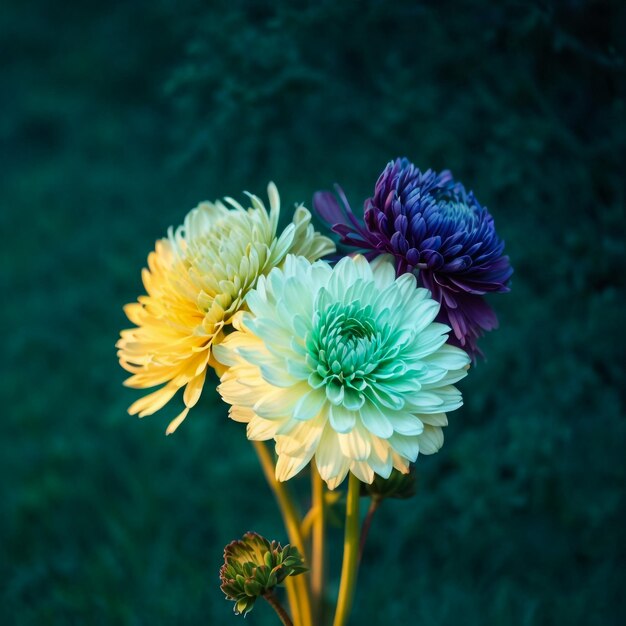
[2,1,625,624]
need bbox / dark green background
[2,1,624,624]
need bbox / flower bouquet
[117,158,512,625]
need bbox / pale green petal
[388,433,420,462]
[253,383,310,419]
[370,254,396,289]
[258,361,301,387]
[329,404,356,433]
[367,437,393,478]
[416,425,444,455]
[386,412,424,436]
[421,367,468,389]
[423,344,471,370]
[418,412,448,427]
[293,389,326,421]
[359,401,394,439]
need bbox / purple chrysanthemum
[313,158,513,359]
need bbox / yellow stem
[300,507,317,540]
[311,463,326,623]
[332,473,361,626]
[284,574,301,626]
[252,440,313,626]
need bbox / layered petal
[118,184,334,432]
[313,158,513,358]
[214,254,470,488]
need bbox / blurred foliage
[1,0,625,624]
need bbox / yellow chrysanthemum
[117,183,335,434]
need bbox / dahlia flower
[214,254,470,489]
[313,158,513,358]
[117,183,335,434]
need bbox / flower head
[314,158,513,358]
[214,254,470,489]
[117,183,335,434]
[220,532,307,616]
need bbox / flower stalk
[253,440,313,626]
[311,463,326,623]
[264,591,294,626]
[333,473,362,626]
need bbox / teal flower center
[308,301,385,409]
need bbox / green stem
[252,440,313,626]
[263,590,294,626]
[332,472,361,626]
[311,463,326,623]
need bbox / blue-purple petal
[312,157,513,359]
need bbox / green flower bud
[219,532,307,616]
[361,467,417,501]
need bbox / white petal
[316,426,349,489]
[359,400,394,438]
[390,451,411,474]
[211,343,237,368]
[253,383,310,419]
[424,344,471,370]
[275,451,312,482]
[325,463,350,490]
[410,323,450,359]
[387,412,424,436]
[350,461,374,484]
[293,389,327,421]
[404,391,445,412]
[247,416,281,440]
[245,317,295,352]
[428,386,464,413]
[229,406,255,423]
[328,256,362,297]
[418,412,448,427]
[417,425,444,455]
[367,437,393,478]
[258,361,301,387]
[394,272,418,299]
[421,367,468,389]
[281,276,314,317]
[329,404,357,433]
[370,254,396,289]
[388,433,420,462]
[275,414,326,457]
[337,423,372,460]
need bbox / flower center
[310,301,382,408]
[438,200,478,228]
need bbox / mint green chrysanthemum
[214,254,470,489]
